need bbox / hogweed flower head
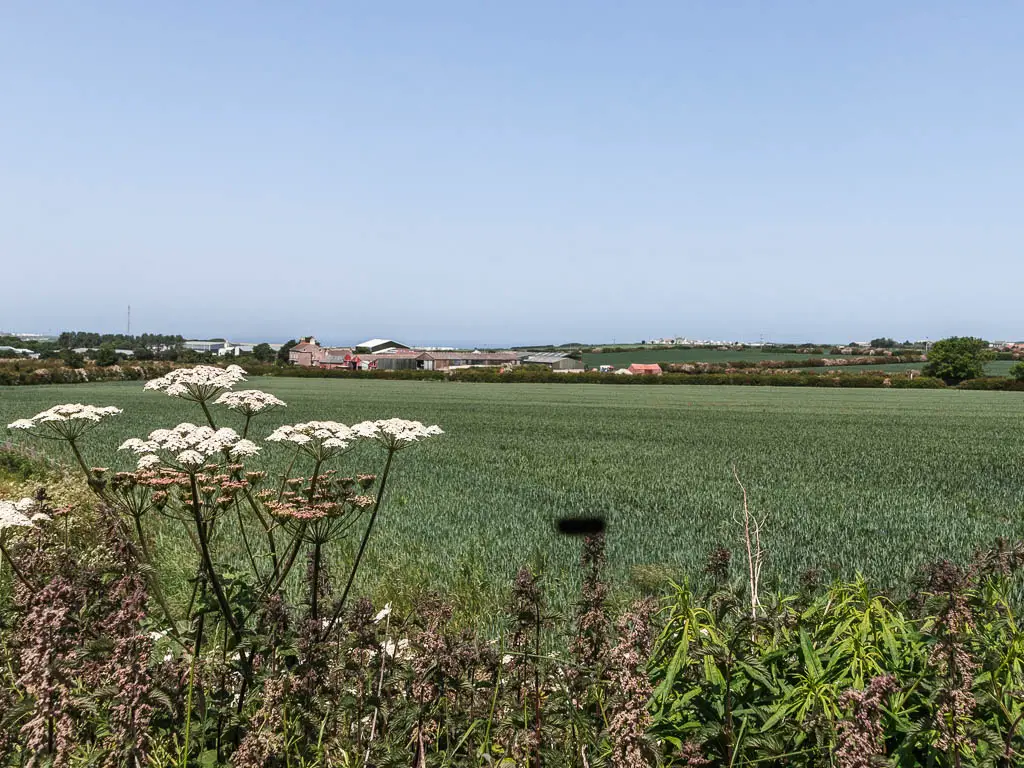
[143,364,246,402]
[266,421,357,462]
[213,389,286,416]
[7,403,122,442]
[350,418,444,452]
[119,423,260,471]
[0,498,50,531]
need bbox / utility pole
[127,305,131,336]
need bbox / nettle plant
[4,364,442,690]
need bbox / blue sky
[1,2,1020,345]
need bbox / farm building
[184,340,226,354]
[288,337,519,371]
[519,352,584,371]
[627,363,662,376]
[428,351,520,370]
[213,341,283,357]
[321,350,434,371]
[354,339,410,353]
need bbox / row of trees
[55,331,185,350]
[2,332,300,367]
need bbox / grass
[3,378,1024,611]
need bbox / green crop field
[582,348,820,367]
[4,378,1024,610]
[792,360,1015,375]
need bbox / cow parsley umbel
[119,423,260,471]
[214,390,286,417]
[266,421,357,462]
[0,498,48,531]
[145,364,247,425]
[7,404,122,480]
[0,497,48,586]
[350,419,445,451]
[7,404,122,442]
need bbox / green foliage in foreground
[5,500,1024,766]
[3,379,1024,614]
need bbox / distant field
[793,360,1015,376]
[583,348,820,367]
[585,348,1016,378]
[4,378,1024,610]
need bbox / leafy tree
[922,336,991,383]
[252,343,275,363]
[132,346,154,361]
[870,337,896,348]
[93,344,119,367]
[1010,361,1024,381]
[277,340,298,365]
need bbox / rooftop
[521,352,574,363]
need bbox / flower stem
[234,501,264,584]
[310,539,322,620]
[67,439,95,488]
[324,447,395,636]
[0,542,30,588]
[189,475,239,639]
[199,399,217,430]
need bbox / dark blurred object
[556,517,606,535]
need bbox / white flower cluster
[7,404,122,440]
[119,423,261,469]
[266,418,443,459]
[144,365,247,401]
[213,389,286,415]
[266,421,355,460]
[351,418,444,450]
[0,498,50,532]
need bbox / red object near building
[627,363,663,376]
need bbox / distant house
[519,352,584,371]
[354,339,410,353]
[627,363,662,376]
[289,339,328,366]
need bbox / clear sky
[1,2,1021,346]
